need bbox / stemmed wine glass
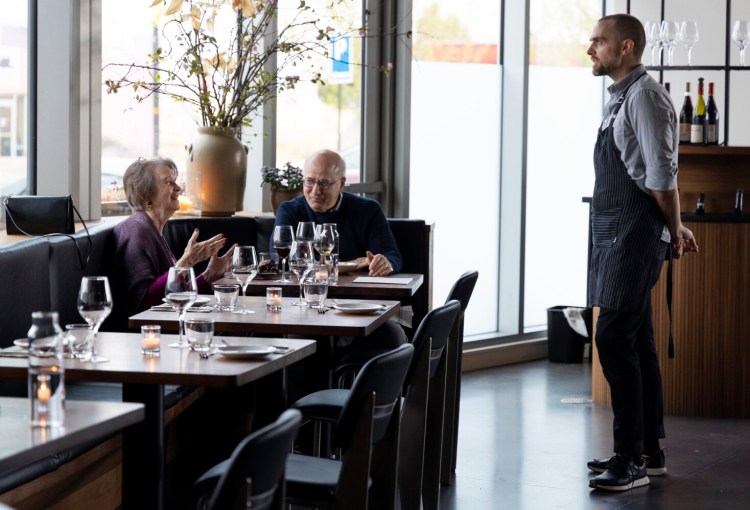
[77,276,113,363]
[679,21,699,67]
[231,245,258,315]
[660,20,679,66]
[295,221,316,242]
[288,240,315,306]
[644,21,661,66]
[272,225,294,283]
[314,223,337,265]
[165,266,197,348]
[732,20,750,66]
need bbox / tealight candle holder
[266,287,282,312]
[141,325,161,356]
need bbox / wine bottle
[679,82,693,145]
[706,82,719,145]
[735,188,743,216]
[691,78,706,144]
[696,193,705,215]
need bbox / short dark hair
[601,13,646,61]
[123,157,178,210]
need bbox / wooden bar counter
[592,216,750,419]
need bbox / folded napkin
[352,276,413,285]
[150,305,215,313]
[0,348,28,358]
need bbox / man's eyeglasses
[303,178,341,191]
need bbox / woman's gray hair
[123,157,178,210]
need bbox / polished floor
[439,360,750,510]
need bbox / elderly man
[274,149,402,277]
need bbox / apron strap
[666,248,675,359]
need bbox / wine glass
[679,21,699,67]
[732,20,750,66]
[288,240,315,306]
[295,221,316,242]
[314,223,337,265]
[165,266,197,348]
[231,245,258,315]
[77,276,112,363]
[660,20,679,66]
[272,225,294,283]
[644,21,660,66]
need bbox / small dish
[337,262,359,274]
[216,345,277,359]
[162,296,212,306]
[13,338,29,349]
[332,302,386,314]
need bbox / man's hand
[672,225,699,259]
[366,250,393,277]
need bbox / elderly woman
[113,157,234,320]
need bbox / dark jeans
[596,297,665,456]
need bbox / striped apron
[589,74,668,313]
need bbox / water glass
[185,319,214,353]
[140,325,161,356]
[327,254,339,284]
[213,284,239,311]
[66,323,93,361]
[304,280,329,309]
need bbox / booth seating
[0,214,433,505]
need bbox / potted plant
[104,0,337,216]
[260,162,304,213]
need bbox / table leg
[122,383,164,510]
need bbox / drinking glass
[644,21,660,66]
[679,21,699,66]
[272,225,294,283]
[288,240,315,305]
[314,223,337,265]
[165,266,197,348]
[303,264,330,309]
[732,20,750,66]
[660,20,679,66]
[231,245,258,315]
[295,221,316,242]
[77,276,113,363]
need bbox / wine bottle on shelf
[706,82,720,145]
[691,78,706,145]
[735,188,743,216]
[679,82,693,145]
[696,193,705,215]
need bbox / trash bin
[547,306,590,363]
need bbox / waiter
[584,14,698,492]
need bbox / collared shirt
[603,64,678,194]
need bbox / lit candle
[178,195,192,211]
[266,287,282,312]
[142,334,160,350]
[141,325,161,355]
[37,380,51,403]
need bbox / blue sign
[330,35,353,84]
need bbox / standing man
[585,14,698,491]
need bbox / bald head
[302,150,346,212]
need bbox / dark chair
[307,302,459,510]
[193,408,302,510]
[440,270,478,485]
[285,343,414,510]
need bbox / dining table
[0,332,316,510]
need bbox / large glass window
[523,0,601,330]
[275,0,362,183]
[0,3,29,196]
[409,1,502,337]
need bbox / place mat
[352,276,413,285]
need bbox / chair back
[335,343,413,448]
[205,409,302,510]
[445,270,478,312]
[409,300,460,381]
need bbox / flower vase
[271,189,303,214]
[186,127,247,216]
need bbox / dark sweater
[274,192,403,273]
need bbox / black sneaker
[588,449,667,476]
[589,454,650,491]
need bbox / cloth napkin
[150,305,215,313]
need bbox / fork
[317,306,330,314]
[198,350,216,359]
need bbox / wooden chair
[192,409,301,510]
[286,343,414,509]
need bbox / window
[0,2,29,196]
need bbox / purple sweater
[113,211,207,317]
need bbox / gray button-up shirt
[602,64,678,194]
